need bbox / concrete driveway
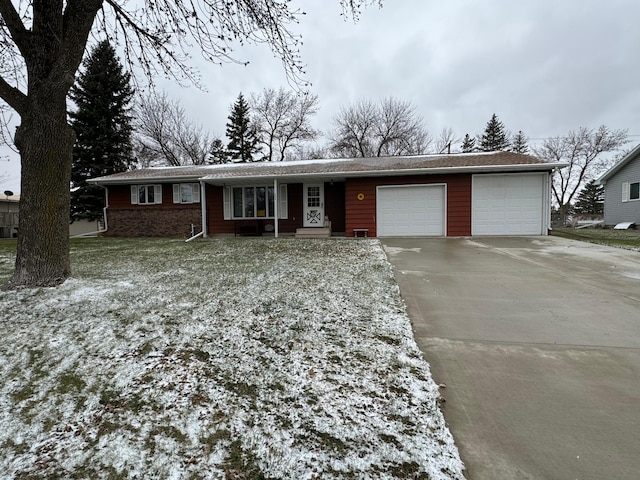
[382,236,640,480]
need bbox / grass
[0,237,463,479]
[551,226,640,250]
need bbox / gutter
[87,162,570,186]
[70,186,110,238]
[199,162,570,184]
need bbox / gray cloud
[2,0,639,192]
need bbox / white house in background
[0,193,102,238]
[597,144,640,226]
[0,194,19,238]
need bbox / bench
[235,221,261,236]
[353,228,369,238]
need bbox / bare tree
[251,87,319,161]
[534,125,628,214]
[330,97,431,158]
[0,0,376,288]
[433,127,459,154]
[135,92,219,167]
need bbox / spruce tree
[226,93,261,162]
[572,180,604,214]
[209,138,230,164]
[461,133,476,153]
[69,40,135,222]
[479,113,510,152]
[511,130,529,154]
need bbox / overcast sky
[1,0,639,194]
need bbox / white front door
[303,183,324,227]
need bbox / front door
[303,183,324,227]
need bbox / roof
[596,143,640,184]
[0,194,20,203]
[89,151,566,185]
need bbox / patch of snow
[0,238,464,479]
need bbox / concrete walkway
[382,236,640,480]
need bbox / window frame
[232,185,276,219]
[172,183,201,204]
[131,184,163,205]
[630,181,640,201]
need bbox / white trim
[200,181,207,238]
[622,182,629,202]
[90,162,566,186]
[173,184,181,203]
[376,183,447,237]
[131,184,162,205]
[279,184,288,219]
[303,183,324,227]
[229,185,279,220]
[273,179,279,238]
[223,186,232,220]
[153,185,162,204]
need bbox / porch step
[295,227,332,239]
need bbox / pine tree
[461,133,476,153]
[69,40,135,222]
[226,93,261,162]
[209,138,229,164]
[511,130,529,154]
[479,113,510,152]
[572,180,604,214]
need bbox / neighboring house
[0,193,103,239]
[597,144,640,226]
[70,219,104,237]
[88,151,565,238]
[0,194,19,238]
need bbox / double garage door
[376,174,546,237]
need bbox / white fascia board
[200,162,568,184]
[596,143,640,185]
[88,175,203,185]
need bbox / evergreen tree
[478,113,510,152]
[226,93,261,162]
[572,180,604,214]
[461,133,476,153]
[69,40,135,222]
[209,138,230,164]
[511,130,529,154]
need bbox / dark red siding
[345,175,472,237]
[324,182,346,232]
[206,183,304,236]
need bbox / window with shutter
[622,182,629,203]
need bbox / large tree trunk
[8,89,75,287]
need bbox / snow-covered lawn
[0,238,464,479]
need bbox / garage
[472,174,546,235]
[377,184,445,236]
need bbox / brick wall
[106,207,202,237]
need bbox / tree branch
[0,74,26,114]
[0,0,30,54]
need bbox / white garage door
[377,185,445,236]
[472,174,545,235]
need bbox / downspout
[546,171,553,233]
[70,185,109,238]
[200,180,207,238]
[186,180,208,243]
